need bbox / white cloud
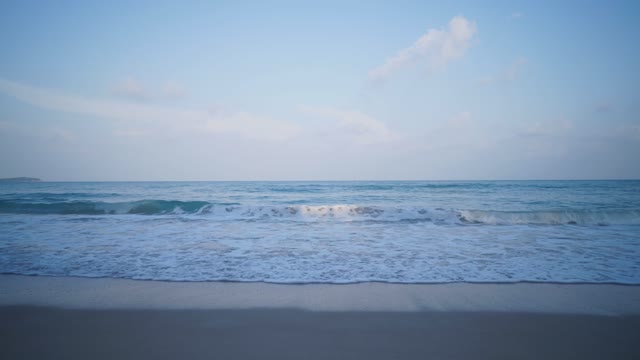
[0,119,75,143]
[112,77,150,100]
[0,77,297,142]
[206,112,299,141]
[517,119,573,139]
[479,58,528,85]
[511,12,524,19]
[161,81,187,99]
[111,77,187,101]
[369,16,476,82]
[299,105,399,145]
[1,77,175,122]
[113,128,145,137]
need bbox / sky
[1,0,639,181]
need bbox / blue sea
[0,181,639,284]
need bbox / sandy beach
[2,275,640,359]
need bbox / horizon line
[3,178,640,183]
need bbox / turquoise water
[0,181,639,283]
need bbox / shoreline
[3,275,640,359]
[2,274,640,313]
[6,272,640,286]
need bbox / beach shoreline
[2,274,640,313]
[2,275,640,359]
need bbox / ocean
[0,180,639,284]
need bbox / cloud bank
[0,78,297,142]
[369,16,476,82]
[111,77,187,101]
[0,78,396,144]
[299,105,399,145]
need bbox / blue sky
[1,0,639,180]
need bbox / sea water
[0,181,639,283]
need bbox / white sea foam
[458,209,640,226]
[196,204,459,223]
[2,200,639,225]
[0,212,639,284]
[1,180,639,283]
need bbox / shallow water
[1,181,639,283]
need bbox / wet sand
[2,306,640,360]
[2,275,640,359]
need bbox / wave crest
[0,200,212,215]
[459,209,640,226]
[1,200,638,225]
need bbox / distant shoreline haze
[0,177,41,182]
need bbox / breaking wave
[0,200,213,215]
[458,209,640,226]
[1,199,639,225]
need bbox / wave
[0,200,213,215]
[458,209,640,226]
[1,199,639,225]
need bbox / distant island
[0,177,42,182]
